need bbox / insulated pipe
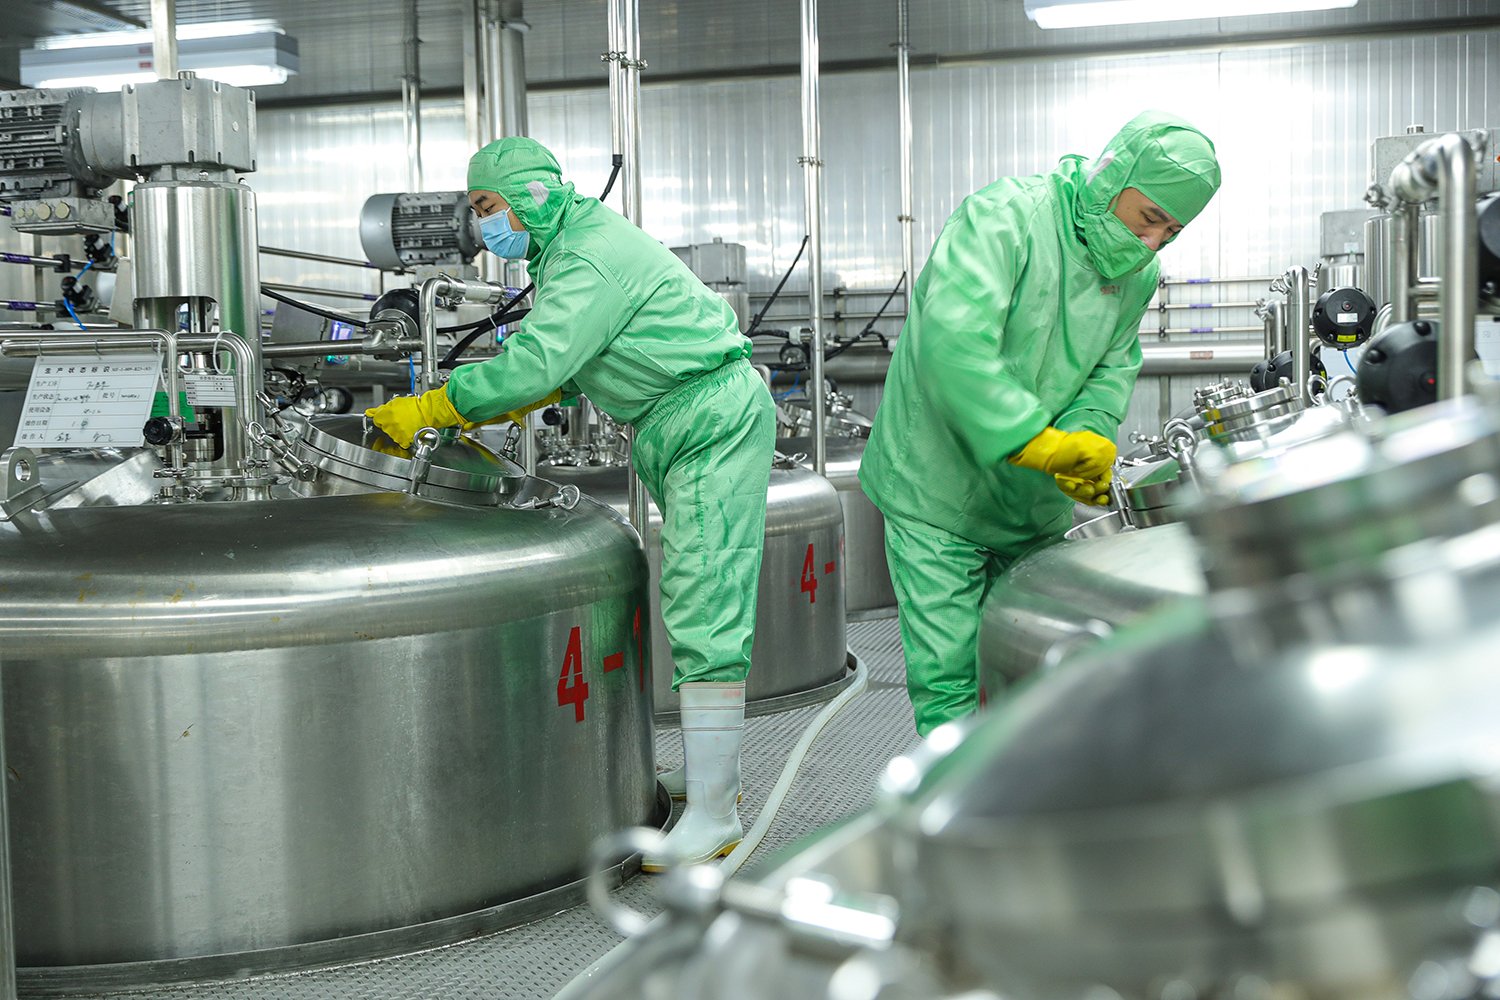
[800,0,828,475]
[259,246,388,271]
[401,0,424,192]
[1390,132,1480,401]
[1389,202,1419,324]
[896,0,915,292]
[150,0,178,80]
[0,679,13,1000]
[607,0,649,535]
[1139,341,1267,375]
[1284,265,1311,402]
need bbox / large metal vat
[563,395,1500,1000]
[1,417,659,991]
[781,435,895,616]
[538,459,849,719]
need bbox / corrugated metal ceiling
[4,0,1500,101]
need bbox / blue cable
[63,234,113,330]
[1344,351,1357,374]
[407,355,417,393]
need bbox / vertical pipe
[461,0,483,153]
[402,0,424,192]
[498,2,530,138]
[1389,202,1417,325]
[479,2,504,286]
[800,0,827,475]
[1286,265,1311,402]
[1437,136,1478,401]
[150,0,177,80]
[0,676,14,1000]
[607,0,649,536]
[896,0,915,292]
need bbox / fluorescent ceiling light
[1024,0,1359,29]
[21,22,298,91]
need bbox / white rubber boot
[643,681,745,871]
[656,761,741,803]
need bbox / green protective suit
[860,111,1221,736]
[456,137,776,688]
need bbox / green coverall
[860,111,1221,736]
[457,138,776,688]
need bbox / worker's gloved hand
[1055,472,1112,507]
[1008,427,1117,482]
[493,389,564,429]
[365,386,464,449]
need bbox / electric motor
[359,192,482,270]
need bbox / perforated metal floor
[49,616,915,1000]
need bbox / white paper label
[1336,312,1359,323]
[1476,318,1500,377]
[185,372,238,407]
[17,354,159,448]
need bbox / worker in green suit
[366,137,776,869]
[860,110,1221,738]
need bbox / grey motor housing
[360,191,483,270]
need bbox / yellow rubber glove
[1055,472,1112,507]
[1008,427,1117,482]
[365,386,464,449]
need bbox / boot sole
[640,838,743,873]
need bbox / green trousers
[632,361,776,688]
[883,514,1016,737]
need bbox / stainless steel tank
[977,383,1357,694]
[537,458,850,719]
[1,417,660,991]
[893,395,1500,1000]
[564,396,1500,1000]
[781,435,895,616]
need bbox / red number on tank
[557,626,590,722]
[801,543,818,604]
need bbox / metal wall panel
[251,26,1500,434]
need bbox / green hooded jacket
[860,111,1221,556]
[447,138,751,425]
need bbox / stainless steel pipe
[259,246,387,271]
[0,656,15,1000]
[1285,265,1311,402]
[800,0,827,475]
[401,0,424,192]
[606,0,649,537]
[1138,341,1266,375]
[1391,132,1480,401]
[150,0,178,80]
[896,0,915,295]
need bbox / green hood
[467,136,579,259]
[1078,109,1221,227]
[1054,110,1220,278]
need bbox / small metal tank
[537,457,850,719]
[0,417,660,991]
[781,435,895,616]
[978,382,1358,695]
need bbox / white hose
[720,657,868,876]
[553,657,870,998]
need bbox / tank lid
[293,414,526,504]
[1186,396,1500,591]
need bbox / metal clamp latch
[407,426,441,495]
[511,483,581,511]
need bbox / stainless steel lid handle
[407,426,441,495]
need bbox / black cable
[600,154,623,201]
[821,271,906,363]
[434,158,625,365]
[745,235,810,338]
[261,286,370,328]
[438,304,531,370]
